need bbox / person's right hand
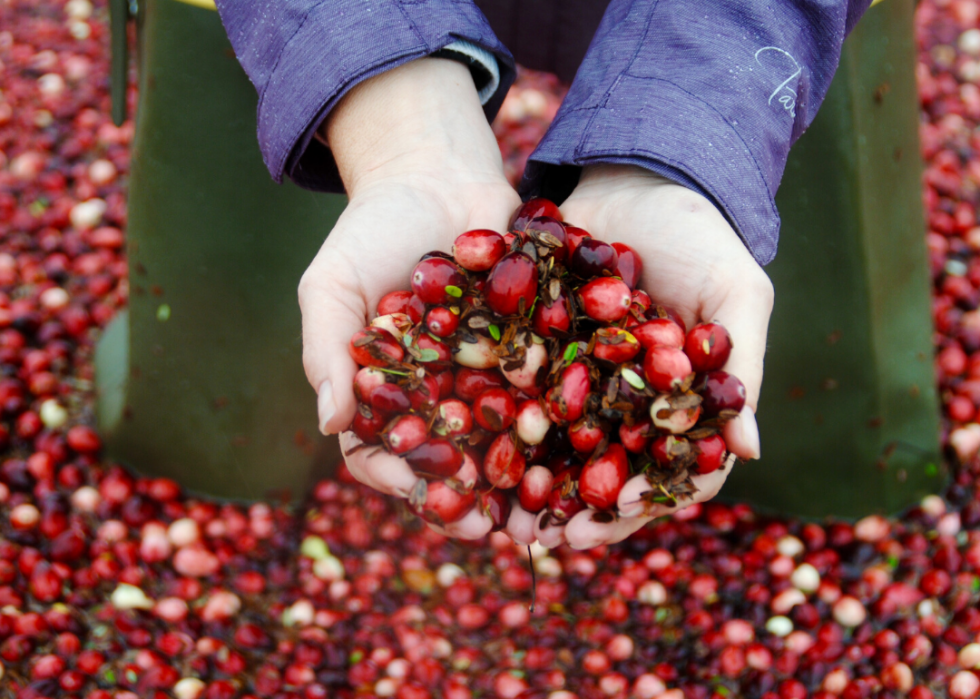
[299,57,524,540]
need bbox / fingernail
[619,502,645,518]
[317,380,336,435]
[741,409,761,460]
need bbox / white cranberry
[39,399,68,429]
[771,588,806,614]
[453,335,500,369]
[65,0,93,18]
[69,198,106,229]
[111,583,154,610]
[200,591,241,622]
[776,535,804,558]
[282,599,315,627]
[10,503,40,530]
[387,659,411,679]
[921,494,947,518]
[765,616,793,637]
[173,546,220,577]
[501,341,548,392]
[88,159,117,184]
[650,394,700,434]
[173,678,205,699]
[722,620,755,645]
[637,580,667,605]
[854,514,890,542]
[950,671,980,699]
[37,73,65,96]
[436,563,465,587]
[39,287,69,310]
[822,668,850,694]
[791,563,821,592]
[97,519,128,542]
[374,679,398,697]
[168,518,201,547]
[938,512,962,536]
[606,634,634,661]
[785,631,814,654]
[632,674,666,699]
[154,597,189,622]
[960,643,980,669]
[950,424,980,462]
[314,555,345,582]
[832,596,867,627]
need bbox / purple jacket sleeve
[213,0,516,192]
[521,0,874,265]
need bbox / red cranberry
[485,252,538,316]
[411,257,466,305]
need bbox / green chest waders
[98,0,942,516]
[96,0,344,501]
[722,0,944,518]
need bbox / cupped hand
[299,58,524,539]
[528,164,774,550]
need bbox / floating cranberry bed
[1,1,980,699]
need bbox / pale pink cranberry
[173,546,220,578]
[154,597,189,622]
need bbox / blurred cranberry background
[1,1,980,698]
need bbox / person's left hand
[504,164,774,550]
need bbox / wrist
[325,58,505,196]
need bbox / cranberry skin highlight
[593,328,640,364]
[579,278,632,322]
[479,489,512,531]
[452,229,507,272]
[404,439,464,479]
[485,252,538,316]
[349,328,405,368]
[685,322,734,372]
[633,318,686,350]
[509,197,562,231]
[579,444,629,511]
[518,465,554,513]
[484,432,527,489]
[425,306,459,338]
[696,371,747,416]
[532,291,572,338]
[644,346,693,392]
[547,362,591,424]
[571,238,618,277]
[694,434,727,475]
[383,415,429,455]
[454,368,507,403]
[611,242,643,289]
[376,290,413,316]
[411,257,466,305]
[411,481,475,525]
[472,388,517,432]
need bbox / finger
[299,246,370,436]
[705,278,773,460]
[506,502,539,545]
[441,507,493,540]
[617,464,734,519]
[339,432,419,498]
[564,509,651,550]
[533,511,566,549]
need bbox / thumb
[705,275,773,460]
[298,247,369,435]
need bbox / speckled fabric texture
[214,0,874,264]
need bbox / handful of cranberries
[347,199,746,531]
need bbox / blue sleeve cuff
[521,76,780,266]
[250,1,514,193]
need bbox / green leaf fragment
[445,285,463,298]
[418,348,440,362]
[350,650,364,664]
[622,367,646,390]
[488,324,501,342]
[563,343,578,365]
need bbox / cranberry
[685,322,734,372]
[485,252,538,316]
[696,371,747,415]
[411,257,467,305]
[453,229,507,271]
[578,444,629,511]
[509,198,562,231]
[377,290,414,315]
[404,439,464,479]
[472,388,516,432]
